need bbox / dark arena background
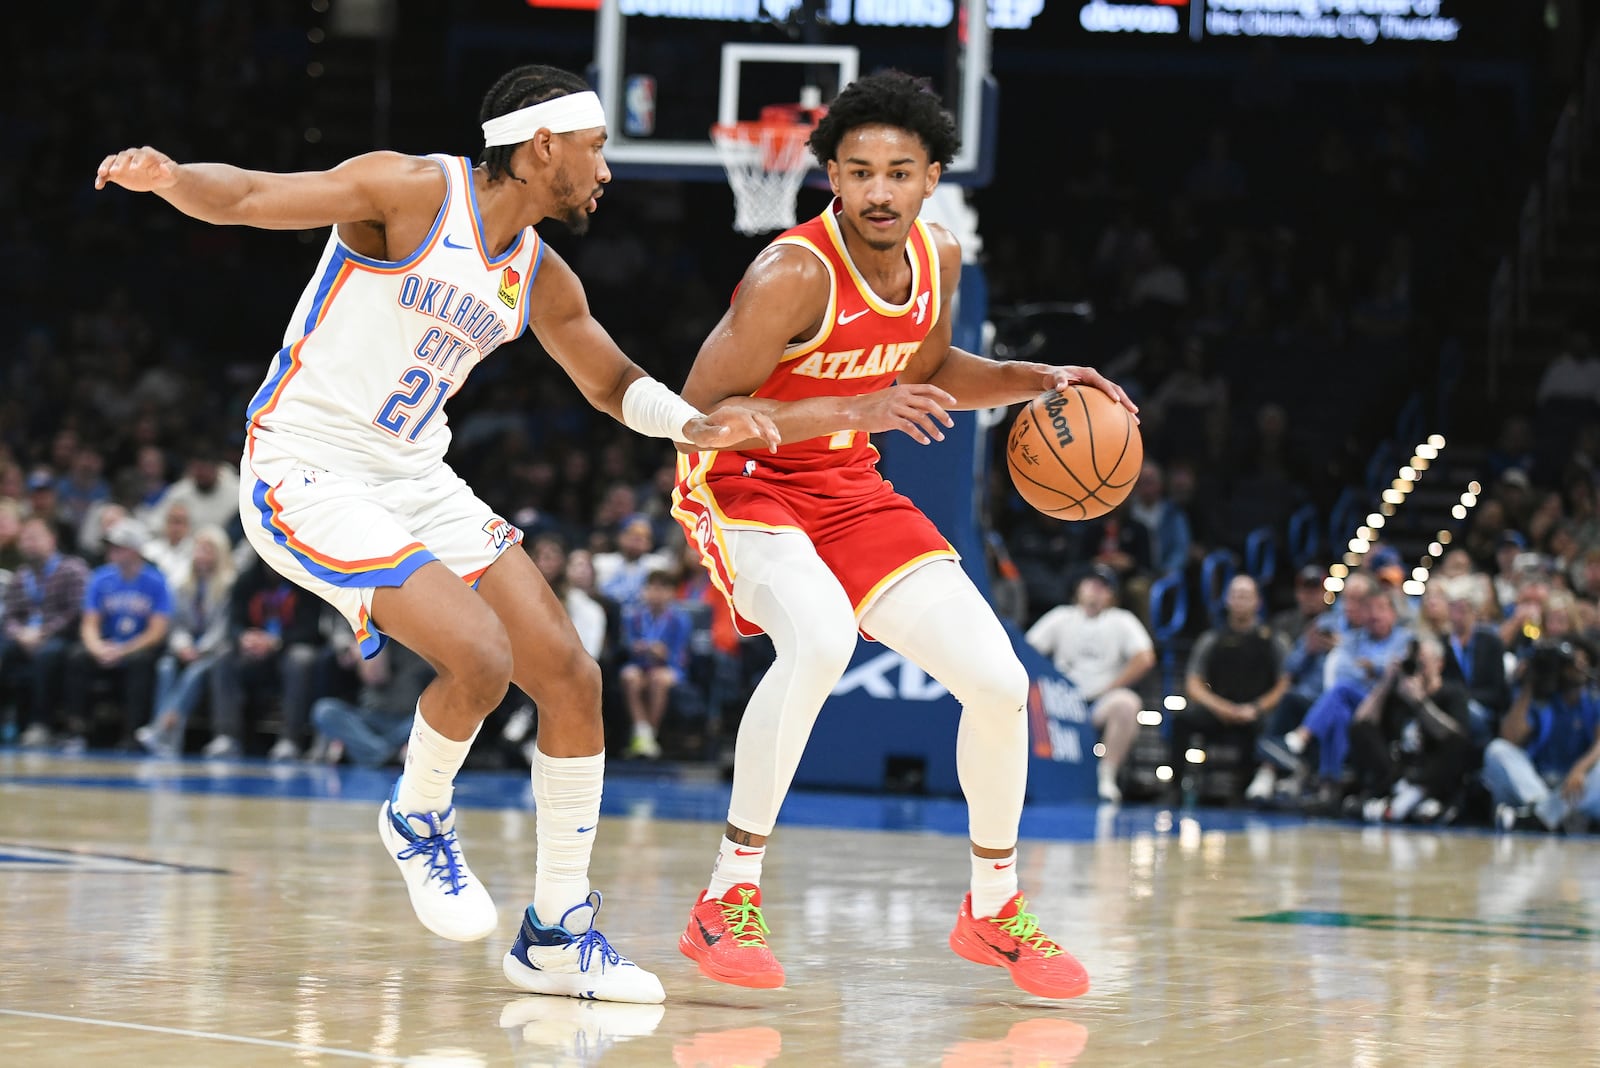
[5,2,1600,1065]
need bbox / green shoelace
[990,900,1063,958]
[719,888,772,948]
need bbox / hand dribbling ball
[1005,386,1142,521]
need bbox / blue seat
[1287,503,1320,568]
[1146,570,1188,698]
[1200,548,1235,627]
[1245,525,1278,589]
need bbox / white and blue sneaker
[379,781,497,942]
[503,892,666,1004]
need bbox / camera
[1525,640,1577,700]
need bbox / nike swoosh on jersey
[442,234,472,250]
[837,308,870,325]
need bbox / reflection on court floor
[3,751,1598,1066]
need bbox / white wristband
[621,376,702,445]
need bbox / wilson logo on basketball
[1042,390,1075,448]
[497,265,521,309]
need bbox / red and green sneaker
[679,884,785,989]
[948,892,1089,999]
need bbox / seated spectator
[1024,565,1156,803]
[619,569,693,759]
[62,519,172,750]
[1484,638,1600,832]
[593,513,674,610]
[135,525,236,756]
[55,446,110,538]
[1413,582,1451,642]
[1260,587,1412,800]
[530,534,606,661]
[153,447,241,538]
[1347,637,1477,823]
[1177,575,1289,802]
[1,516,90,747]
[206,549,324,760]
[312,641,434,769]
[1438,575,1511,743]
[143,501,195,588]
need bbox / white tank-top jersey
[244,153,541,481]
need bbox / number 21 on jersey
[375,367,451,442]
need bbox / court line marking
[0,1009,418,1063]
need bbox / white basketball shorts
[239,438,523,658]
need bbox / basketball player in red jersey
[672,70,1136,999]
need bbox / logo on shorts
[693,511,713,550]
[497,266,521,309]
[482,516,522,551]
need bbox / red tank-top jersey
[683,199,942,498]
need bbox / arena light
[1391,478,1410,493]
[1461,491,1477,507]
[1349,537,1370,553]
[1325,591,1338,605]
[1438,530,1453,544]
[1383,489,1404,504]
[1429,541,1443,556]
[1399,465,1418,481]
[1155,765,1174,782]
[1093,742,1106,758]
[1452,504,1467,519]
[1367,513,1386,529]
[1163,695,1187,712]
[1380,502,1397,516]
[1468,480,1481,495]
[1330,563,1349,578]
[1419,555,1433,567]
[1412,566,1429,582]
[1343,552,1360,567]
[1412,456,1430,471]
[1324,576,1345,593]
[1429,434,1446,448]
[1402,579,1426,596]
[1417,443,1439,460]
[1185,748,1207,765]
[1358,525,1376,541]
[1137,709,1164,727]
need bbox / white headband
[482,91,607,147]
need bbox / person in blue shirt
[619,569,693,759]
[62,518,172,750]
[1261,585,1412,789]
[1483,638,1600,831]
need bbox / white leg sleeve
[725,529,860,836]
[859,561,1030,850]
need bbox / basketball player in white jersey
[95,64,778,1005]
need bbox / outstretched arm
[526,248,779,451]
[94,145,427,231]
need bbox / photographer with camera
[1347,637,1477,823]
[1482,637,1600,832]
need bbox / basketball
[1005,385,1142,521]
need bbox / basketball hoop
[711,97,825,236]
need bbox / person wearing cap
[1025,564,1156,803]
[61,518,172,751]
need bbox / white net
[711,122,815,236]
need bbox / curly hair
[479,64,592,183]
[807,69,960,171]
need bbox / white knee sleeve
[861,562,1030,849]
[725,530,859,836]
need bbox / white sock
[705,835,765,902]
[970,849,1019,919]
[394,704,476,815]
[532,748,603,932]
[632,721,656,743]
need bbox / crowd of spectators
[2,3,1594,816]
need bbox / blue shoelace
[571,925,624,973]
[395,819,468,896]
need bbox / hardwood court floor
[2,751,1598,1067]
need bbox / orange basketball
[1005,385,1143,521]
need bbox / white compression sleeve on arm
[621,376,702,444]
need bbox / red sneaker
[679,884,786,989]
[948,892,1089,999]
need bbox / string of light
[1322,434,1447,603]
